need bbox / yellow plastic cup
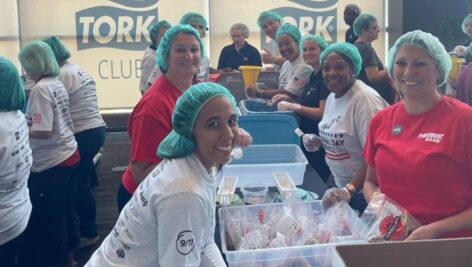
[240,65,262,88]
[449,57,465,80]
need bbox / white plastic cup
[241,183,268,205]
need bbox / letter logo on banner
[75,0,159,50]
[261,0,337,47]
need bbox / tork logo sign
[75,0,158,51]
[261,0,338,46]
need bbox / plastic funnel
[449,57,465,80]
[240,65,262,88]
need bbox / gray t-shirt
[85,153,225,267]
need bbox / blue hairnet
[157,82,237,159]
[276,23,301,44]
[149,20,171,47]
[0,56,25,111]
[387,30,451,86]
[299,34,329,52]
[42,36,71,65]
[353,13,378,36]
[156,24,205,73]
[19,41,60,77]
[462,13,472,33]
[180,12,208,34]
[320,42,363,76]
[257,10,283,28]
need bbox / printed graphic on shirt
[418,133,444,143]
[176,230,195,255]
[319,115,350,160]
[292,76,306,88]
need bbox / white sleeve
[353,94,388,147]
[157,192,211,267]
[284,64,313,97]
[200,241,226,267]
[26,85,54,132]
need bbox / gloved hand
[277,101,301,111]
[454,45,469,56]
[302,134,321,152]
[234,128,253,148]
[322,187,351,209]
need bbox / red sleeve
[362,113,379,166]
[129,111,172,165]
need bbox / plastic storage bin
[239,99,294,116]
[219,201,364,267]
[238,115,300,146]
[222,144,307,187]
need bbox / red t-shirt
[363,97,472,238]
[122,75,183,193]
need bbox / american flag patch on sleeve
[293,76,306,87]
[32,113,42,124]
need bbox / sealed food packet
[360,192,422,242]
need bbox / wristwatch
[345,183,357,196]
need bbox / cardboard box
[332,238,472,267]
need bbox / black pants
[0,231,25,267]
[75,126,106,238]
[18,163,80,267]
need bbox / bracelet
[345,183,357,196]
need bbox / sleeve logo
[175,230,195,255]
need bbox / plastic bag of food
[360,192,422,242]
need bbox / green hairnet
[462,13,472,33]
[320,42,363,76]
[276,23,301,44]
[42,36,71,65]
[19,41,60,77]
[156,24,205,73]
[157,82,237,159]
[387,30,451,86]
[149,20,171,47]
[180,12,208,33]
[0,56,25,111]
[299,34,329,52]
[257,10,283,28]
[353,13,378,36]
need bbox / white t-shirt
[86,153,225,267]
[26,77,77,172]
[264,39,282,72]
[318,80,388,187]
[0,111,33,245]
[146,65,162,91]
[140,47,157,93]
[59,62,106,133]
[198,56,210,82]
[278,54,313,98]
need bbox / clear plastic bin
[218,201,364,267]
[239,99,294,116]
[222,144,307,187]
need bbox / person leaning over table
[117,24,205,212]
[257,10,286,72]
[0,56,33,267]
[217,23,262,73]
[353,13,395,104]
[18,41,80,267]
[270,34,331,182]
[363,30,472,239]
[316,42,388,214]
[85,82,252,267]
[247,23,312,101]
[139,20,171,95]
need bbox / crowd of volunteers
[0,5,471,267]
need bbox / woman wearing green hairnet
[180,12,211,81]
[317,42,388,214]
[0,56,33,267]
[364,30,472,239]
[86,82,251,267]
[139,20,171,95]
[248,23,312,101]
[353,13,395,104]
[18,41,80,267]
